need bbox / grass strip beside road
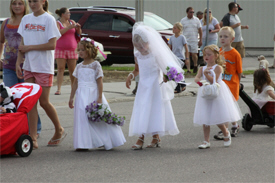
[102,66,135,71]
[102,66,255,76]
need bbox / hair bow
[214,47,219,52]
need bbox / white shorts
[187,42,198,53]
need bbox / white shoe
[224,131,231,147]
[198,141,210,149]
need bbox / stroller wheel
[242,113,253,131]
[267,125,274,128]
[15,135,33,157]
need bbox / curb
[107,89,196,103]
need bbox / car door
[81,13,113,51]
[109,15,134,58]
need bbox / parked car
[69,6,203,66]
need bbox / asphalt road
[0,56,274,183]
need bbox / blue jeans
[3,68,42,134]
[3,68,24,87]
[200,39,218,51]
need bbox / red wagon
[0,83,42,157]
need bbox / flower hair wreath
[80,37,107,59]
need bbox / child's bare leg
[29,102,39,147]
[217,124,229,141]
[231,122,237,126]
[203,125,210,142]
[25,77,39,147]
[39,86,64,143]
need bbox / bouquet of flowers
[85,101,125,126]
[164,66,184,82]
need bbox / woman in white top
[200,8,220,51]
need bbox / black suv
[69,6,174,65]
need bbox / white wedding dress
[73,61,126,150]
[129,52,180,137]
[193,64,242,126]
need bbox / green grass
[242,70,255,75]
[102,66,135,71]
[101,66,255,76]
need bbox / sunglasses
[205,11,211,13]
[189,11,195,13]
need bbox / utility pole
[205,0,210,46]
[135,0,144,22]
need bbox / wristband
[186,58,189,60]
[128,73,134,80]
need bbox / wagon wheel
[15,135,33,157]
[242,113,253,131]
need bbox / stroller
[239,83,275,131]
[0,83,42,157]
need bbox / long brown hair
[55,7,67,17]
[253,69,271,93]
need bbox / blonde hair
[202,8,213,26]
[77,40,98,59]
[10,0,29,19]
[43,0,50,13]
[203,44,224,66]
[219,26,235,38]
[173,22,183,33]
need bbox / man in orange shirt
[215,26,243,140]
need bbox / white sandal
[146,138,161,148]
[224,131,231,147]
[131,138,144,150]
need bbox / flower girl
[193,45,242,149]
[69,38,126,150]
[126,23,183,150]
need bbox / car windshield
[132,14,172,31]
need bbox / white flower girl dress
[73,61,126,150]
[193,64,242,126]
